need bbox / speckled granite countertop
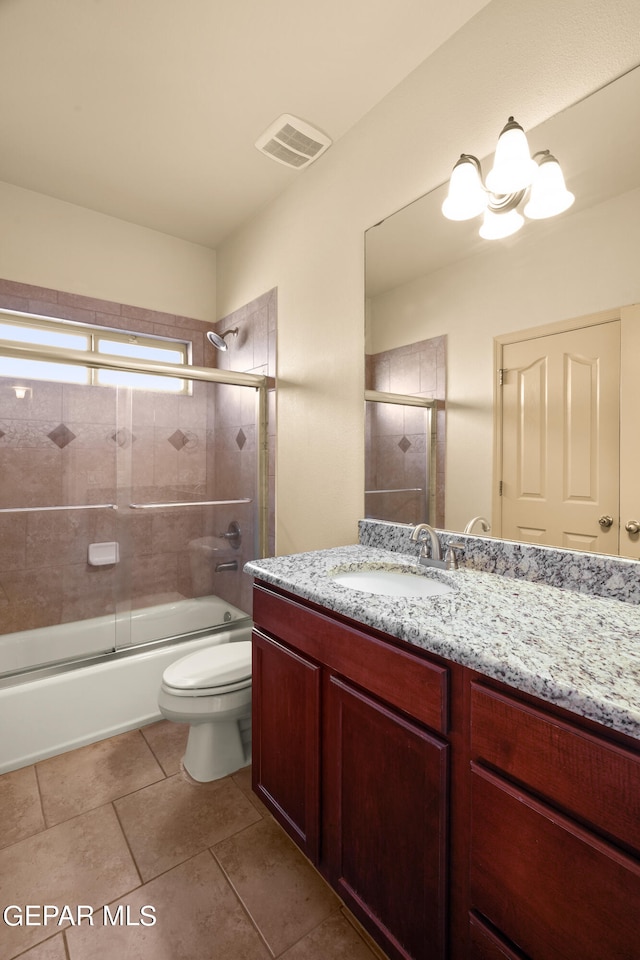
[245,544,640,742]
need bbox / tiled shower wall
[0,278,275,639]
[365,335,446,527]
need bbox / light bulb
[485,117,536,195]
[479,208,524,240]
[441,156,487,221]
[524,154,575,219]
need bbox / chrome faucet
[463,516,491,535]
[410,523,444,567]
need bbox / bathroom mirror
[365,63,640,557]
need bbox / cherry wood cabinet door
[469,914,528,960]
[470,764,640,960]
[252,628,321,860]
[324,674,448,960]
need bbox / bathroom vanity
[246,534,640,960]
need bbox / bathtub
[0,596,252,774]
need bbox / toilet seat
[161,641,252,698]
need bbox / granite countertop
[245,544,640,742]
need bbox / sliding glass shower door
[0,319,267,679]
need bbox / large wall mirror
[365,63,640,560]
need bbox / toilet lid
[163,641,252,691]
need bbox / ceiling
[0,0,489,249]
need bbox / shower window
[0,313,189,392]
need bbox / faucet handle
[445,542,465,570]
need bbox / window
[0,313,190,393]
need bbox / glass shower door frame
[365,389,437,525]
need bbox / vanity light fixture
[442,116,574,239]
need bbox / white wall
[216,0,640,555]
[0,181,216,321]
[369,186,640,532]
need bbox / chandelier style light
[442,116,574,239]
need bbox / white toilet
[158,640,252,782]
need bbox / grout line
[207,846,277,959]
[32,761,48,831]
[110,800,144,889]
[138,722,179,778]
[10,930,66,960]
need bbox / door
[324,675,448,960]
[251,628,321,860]
[499,321,620,553]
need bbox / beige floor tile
[37,730,165,826]
[231,763,269,815]
[0,804,139,959]
[281,913,382,959]
[16,934,68,960]
[66,850,272,960]
[139,719,188,776]
[213,816,340,956]
[114,772,262,882]
[0,764,45,849]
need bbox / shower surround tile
[0,277,276,638]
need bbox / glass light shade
[485,118,536,195]
[479,207,524,240]
[441,157,487,220]
[524,157,575,219]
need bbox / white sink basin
[330,568,454,598]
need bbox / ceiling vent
[255,114,332,169]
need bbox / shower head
[206,328,239,351]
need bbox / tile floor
[0,721,388,960]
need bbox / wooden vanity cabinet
[251,581,450,960]
[251,579,640,960]
[469,682,640,960]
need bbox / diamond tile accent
[168,429,188,451]
[110,427,135,448]
[398,435,411,453]
[236,428,247,450]
[47,423,77,449]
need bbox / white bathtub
[0,596,252,774]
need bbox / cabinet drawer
[470,682,640,852]
[254,582,448,733]
[470,765,640,960]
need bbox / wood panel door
[324,674,448,960]
[499,321,620,553]
[251,629,321,860]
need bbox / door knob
[598,515,614,528]
[625,520,640,534]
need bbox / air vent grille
[255,114,331,169]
